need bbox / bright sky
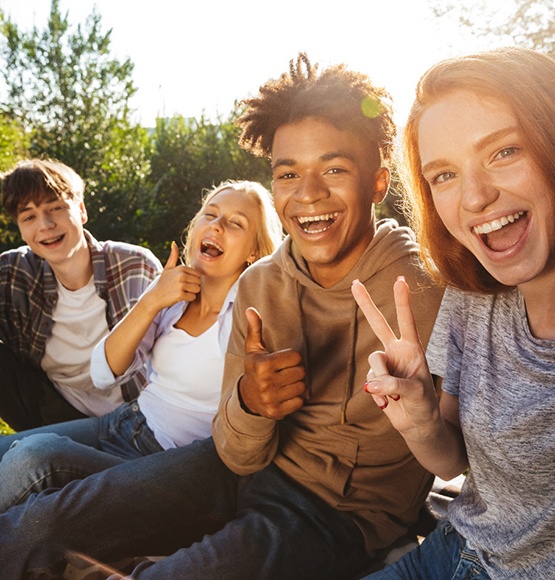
[1,0,510,128]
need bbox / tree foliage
[430,0,555,57]
[142,111,271,258]
[0,0,151,249]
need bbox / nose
[37,211,55,230]
[294,172,329,205]
[208,216,224,232]
[460,169,499,213]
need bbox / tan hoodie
[213,219,444,552]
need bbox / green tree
[0,112,29,250]
[431,0,555,57]
[0,0,151,249]
[142,111,272,258]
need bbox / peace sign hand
[351,277,440,437]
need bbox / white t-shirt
[138,320,224,449]
[41,277,123,416]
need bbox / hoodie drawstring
[341,300,358,425]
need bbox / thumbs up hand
[239,307,306,420]
[144,242,201,313]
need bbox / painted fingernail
[364,381,379,392]
[390,394,400,401]
[379,400,389,410]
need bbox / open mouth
[472,211,527,252]
[201,239,224,257]
[296,212,339,234]
[40,234,64,246]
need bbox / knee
[3,433,76,471]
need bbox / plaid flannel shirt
[0,230,162,402]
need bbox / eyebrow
[421,126,519,176]
[271,150,355,170]
[205,203,250,221]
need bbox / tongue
[485,217,527,252]
[304,219,333,233]
[203,246,222,257]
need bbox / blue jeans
[0,402,163,512]
[0,437,373,580]
[364,520,490,580]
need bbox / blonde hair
[402,46,555,293]
[182,180,283,266]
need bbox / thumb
[245,307,268,354]
[164,241,180,270]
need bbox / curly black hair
[237,53,395,165]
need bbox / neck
[193,274,237,316]
[520,275,555,340]
[51,244,93,291]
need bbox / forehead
[206,188,259,217]
[418,91,516,162]
[271,118,371,165]
[17,191,71,213]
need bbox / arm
[352,277,468,480]
[103,243,200,377]
[213,291,306,475]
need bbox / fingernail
[378,400,389,410]
[352,278,360,285]
[396,275,405,282]
[390,394,400,401]
[364,381,379,392]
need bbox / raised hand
[145,242,201,312]
[239,307,306,420]
[351,277,440,437]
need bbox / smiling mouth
[472,211,527,252]
[40,234,64,246]
[295,212,339,234]
[201,239,224,257]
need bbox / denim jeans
[0,437,373,580]
[364,520,490,580]
[0,402,163,512]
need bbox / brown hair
[237,52,395,169]
[402,46,555,293]
[1,158,85,219]
[182,180,283,267]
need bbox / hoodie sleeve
[212,275,279,475]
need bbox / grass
[0,418,15,435]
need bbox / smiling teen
[354,47,555,579]
[0,55,443,580]
[0,159,162,431]
[0,180,282,511]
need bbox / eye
[326,167,347,175]
[275,171,297,180]
[432,171,457,185]
[495,146,519,160]
[203,211,216,219]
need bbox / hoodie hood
[271,218,421,423]
[274,218,419,292]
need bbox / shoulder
[95,239,162,271]
[0,245,43,274]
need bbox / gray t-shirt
[427,287,555,579]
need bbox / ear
[79,200,88,225]
[246,249,258,265]
[371,167,390,205]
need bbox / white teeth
[473,211,524,235]
[297,212,339,224]
[202,240,223,252]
